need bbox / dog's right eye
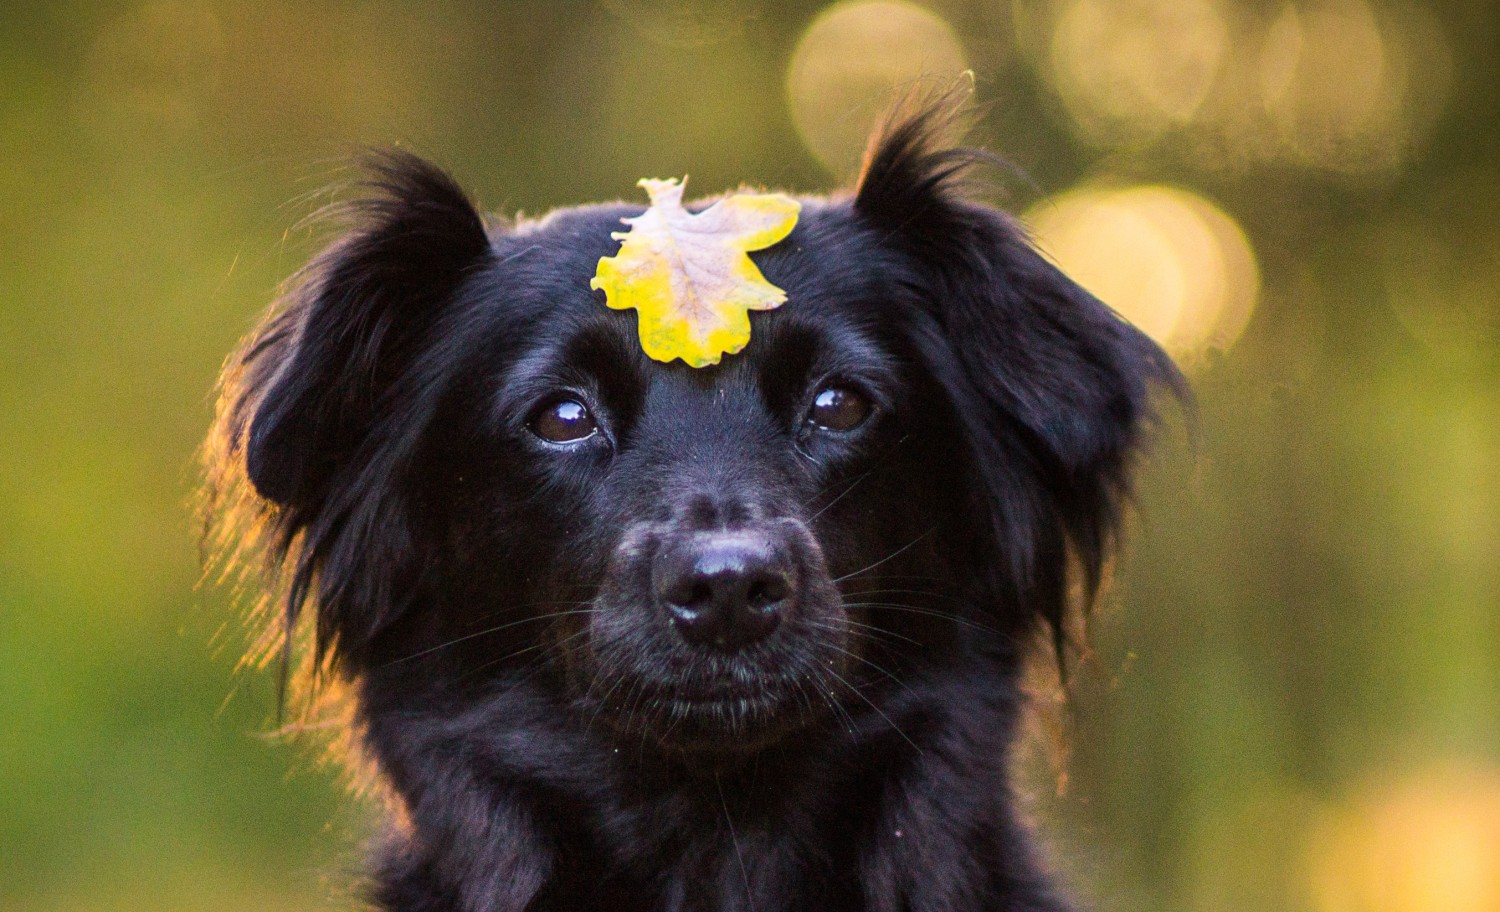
[529,398,598,444]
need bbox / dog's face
[216,112,1177,759]
[417,201,974,749]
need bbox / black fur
[205,102,1181,911]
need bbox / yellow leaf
[591,177,800,368]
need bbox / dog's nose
[657,531,792,651]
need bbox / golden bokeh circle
[1024,184,1259,366]
[786,0,968,177]
[1307,766,1500,912]
[1048,0,1229,143]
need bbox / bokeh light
[1308,765,1500,912]
[786,0,967,176]
[1048,0,1229,144]
[1257,0,1443,173]
[1020,0,1452,175]
[1023,184,1258,364]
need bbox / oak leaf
[591,177,800,368]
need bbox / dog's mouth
[650,681,786,725]
[641,686,814,752]
[574,646,843,752]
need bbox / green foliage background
[1,2,1495,910]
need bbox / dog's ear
[245,152,491,508]
[856,103,1184,631]
[211,152,491,673]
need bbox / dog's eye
[529,398,598,443]
[806,385,871,432]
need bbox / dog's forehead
[488,203,637,318]
[486,198,896,365]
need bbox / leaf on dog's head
[591,177,800,368]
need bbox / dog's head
[208,104,1180,754]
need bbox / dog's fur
[204,103,1181,911]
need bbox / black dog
[205,101,1180,911]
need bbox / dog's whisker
[789,676,818,727]
[582,658,634,737]
[381,608,597,667]
[462,597,595,625]
[814,673,861,739]
[804,434,912,524]
[790,652,858,737]
[454,630,582,686]
[469,627,590,693]
[825,666,922,755]
[812,637,916,697]
[628,678,658,762]
[804,675,843,732]
[658,691,688,744]
[842,602,1006,637]
[715,772,757,912]
[837,574,964,589]
[833,526,939,584]
[805,468,874,523]
[809,616,924,648]
[841,586,968,602]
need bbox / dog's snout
[657,531,792,651]
[679,492,758,531]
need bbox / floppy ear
[855,104,1184,636]
[213,152,492,672]
[244,152,492,507]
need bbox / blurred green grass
[1,2,1496,911]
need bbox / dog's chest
[575,767,864,911]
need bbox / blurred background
[1,1,1496,910]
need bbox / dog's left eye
[529,398,599,443]
[806,385,871,432]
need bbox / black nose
[657,531,793,652]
